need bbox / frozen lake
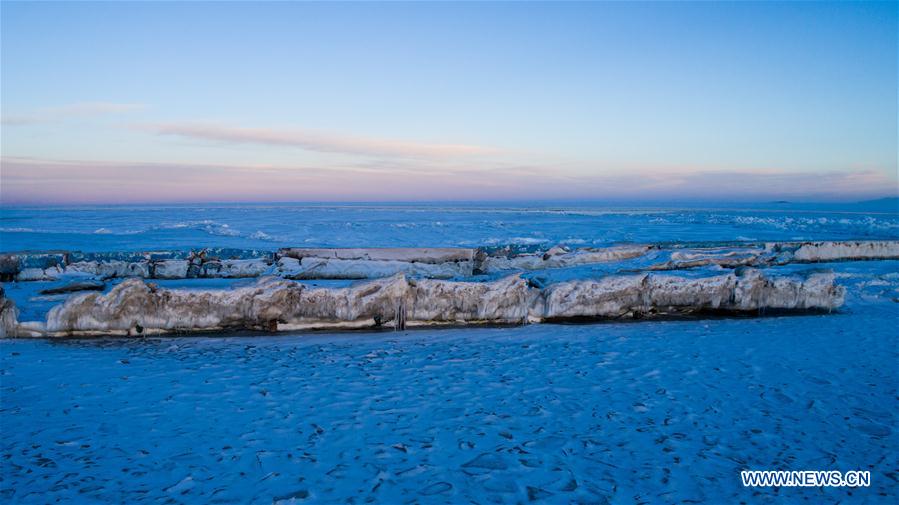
[2,201,897,253]
[1,203,897,503]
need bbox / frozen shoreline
[4,240,897,338]
[1,208,897,504]
[2,240,897,282]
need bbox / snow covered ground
[1,264,897,503]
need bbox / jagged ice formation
[1,268,844,337]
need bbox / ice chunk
[30,269,845,337]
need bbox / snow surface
[2,261,898,503]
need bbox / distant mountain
[854,197,899,212]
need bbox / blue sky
[1,1,896,204]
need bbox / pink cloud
[149,122,495,159]
[1,157,895,205]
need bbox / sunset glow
[2,1,896,204]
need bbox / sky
[1,1,896,204]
